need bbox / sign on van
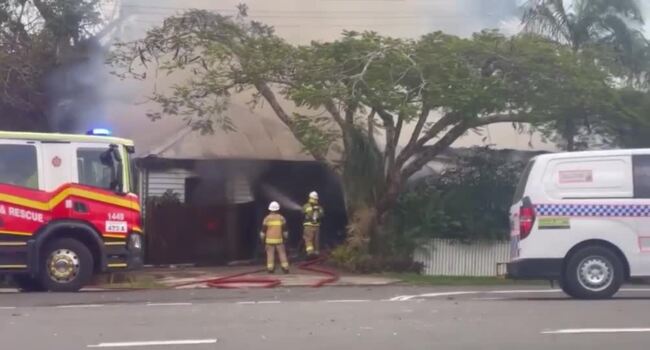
[558,170,593,184]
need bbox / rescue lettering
[0,205,44,223]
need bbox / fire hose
[169,256,339,289]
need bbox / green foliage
[329,244,422,273]
[522,0,649,149]
[388,148,528,243]
[0,0,107,131]
[113,6,650,253]
[148,190,182,206]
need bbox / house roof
[139,104,313,162]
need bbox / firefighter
[302,191,324,256]
[260,201,290,274]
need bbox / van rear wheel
[558,278,577,298]
[565,246,624,299]
[39,238,94,292]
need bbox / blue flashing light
[87,128,112,136]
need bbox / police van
[507,149,650,299]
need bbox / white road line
[325,300,370,303]
[542,328,650,335]
[236,300,281,305]
[392,287,650,301]
[146,303,192,307]
[391,289,562,301]
[0,306,16,310]
[620,288,650,292]
[87,339,217,348]
[56,304,105,309]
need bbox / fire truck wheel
[40,238,94,292]
[13,275,46,292]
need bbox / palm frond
[600,0,645,24]
[522,0,573,44]
[598,13,642,53]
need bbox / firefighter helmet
[309,191,319,200]
[268,201,280,211]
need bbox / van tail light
[519,205,535,240]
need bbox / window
[512,160,534,203]
[633,155,650,198]
[77,148,114,190]
[0,144,39,189]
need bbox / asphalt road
[2,285,650,349]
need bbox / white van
[507,149,650,299]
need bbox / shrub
[388,148,529,244]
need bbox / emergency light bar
[87,128,112,136]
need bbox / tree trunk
[565,118,576,151]
[352,173,403,254]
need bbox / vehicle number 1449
[107,213,125,221]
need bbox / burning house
[135,104,347,265]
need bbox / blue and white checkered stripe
[535,204,650,217]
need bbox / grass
[93,274,166,290]
[388,273,546,286]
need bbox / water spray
[260,184,303,211]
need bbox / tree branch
[400,112,530,181]
[395,111,454,168]
[375,108,396,174]
[255,81,326,163]
[386,111,404,174]
[323,99,346,129]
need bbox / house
[135,104,347,265]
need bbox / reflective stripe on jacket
[262,213,287,244]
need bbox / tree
[111,8,622,252]
[0,0,111,131]
[522,0,646,150]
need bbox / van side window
[77,148,112,190]
[633,155,650,198]
[513,160,534,203]
[0,144,39,189]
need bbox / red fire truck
[0,129,143,292]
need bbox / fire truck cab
[0,130,143,292]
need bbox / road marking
[542,328,650,335]
[392,287,650,301]
[620,288,650,293]
[56,304,105,309]
[146,303,192,307]
[325,300,370,303]
[237,301,281,305]
[88,339,217,348]
[471,297,509,301]
[0,306,16,310]
[391,289,562,301]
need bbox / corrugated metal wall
[415,239,510,277]
[146,169,194,203]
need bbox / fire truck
[0,129,143,292]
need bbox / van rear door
[509,160,535,260]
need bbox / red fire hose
[169,256,339,289]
